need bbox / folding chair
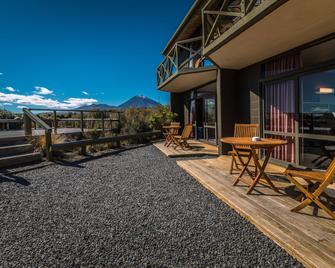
[229,124,259,174]
[285,158,335,219]
[169,124,193,150]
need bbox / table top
[220,137,288,147]
[163,125,181,129]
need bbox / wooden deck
[177,156,335,268]
[154,140,218,157]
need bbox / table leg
[233,146,254,186]
[246,147,279,194]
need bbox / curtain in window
[263,52,302,77]
[264,80,295,163]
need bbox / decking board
[177,156,335,268]
[154,140,218,157]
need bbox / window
[299,69,335,136]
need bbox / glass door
[299,69,335,169]
[263,79,296,164]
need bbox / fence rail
[22,108,160,161]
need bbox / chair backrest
[326,157,335,182]
[234,124,259,137]
[181,124,193,140]
[234,124,259,149]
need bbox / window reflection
[300,70,335,136]
[300,138,335,170]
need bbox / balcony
[157,36,217,93]
[202,0,335,69]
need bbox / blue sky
[0,0,194,111]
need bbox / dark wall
[217,69,239,154]
[170,93,185,125]
[236,63,262,125]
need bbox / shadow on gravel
[0,173,30,186]
[54,143,152,168]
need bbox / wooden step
[0,144,34,157]
[0,152,42,169]
[0,136,27,146]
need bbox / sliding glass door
[299,69,335,169]
[263,68,335,169]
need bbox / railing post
[45,129,53,161]
[101,111,105,134]
[23,112,32,136]
[53,110,57,134]
[80,111,84,134]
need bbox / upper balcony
[157,36,217,93]
[202,0,335,69]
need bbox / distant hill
[118,95,161,109]
[77,95,161,110]
[76,104,116,110]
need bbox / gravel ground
[0,145,302,267]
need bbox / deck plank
[177,156,335,268]
[153,140,218,157]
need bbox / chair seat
[285,168,327,182]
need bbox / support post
[23,113,32,136]
[80,111,84,133]
[45,129,53,161]
[101,111,105,134]
[53,110,57,134]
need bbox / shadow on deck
[177,156,335,268]
[154,140,218,157]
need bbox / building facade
[157,0,335,170]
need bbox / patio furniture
[163,123,180,146]
[169,124,193,150]
[229,124,259,174]
[221,137,287,194]
[285,158,335,219]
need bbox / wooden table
[163,125,181,146]
[221,137,288,194]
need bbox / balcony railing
[202,0,266,48]
[157,36,213,88]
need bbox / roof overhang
[203,0,335,69]
[158,67,217,93]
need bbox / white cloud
[17,105,28,109]
[2,102,12,106]
[34,86,53,95]
[0,92,97,109]
[5,86,15,92]
[82,91,89,96]
[0,73,3,75]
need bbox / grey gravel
[0,145,302,267]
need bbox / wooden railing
[0,119,24,130]
[202,0,265,48]
[23,108,53,160]
[22,108,161,161]
[157,36,213,87]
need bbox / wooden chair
[169,124,193,150]
[229,124,259,174]
[285,158,335,219]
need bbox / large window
[263,68,335,169]
[299,70,335,136]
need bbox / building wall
[170,93,185,125]
[216,69,239,154]
[236,63,262,125]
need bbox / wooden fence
[22,108,161,161]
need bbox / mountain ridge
[76,95,161,110]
